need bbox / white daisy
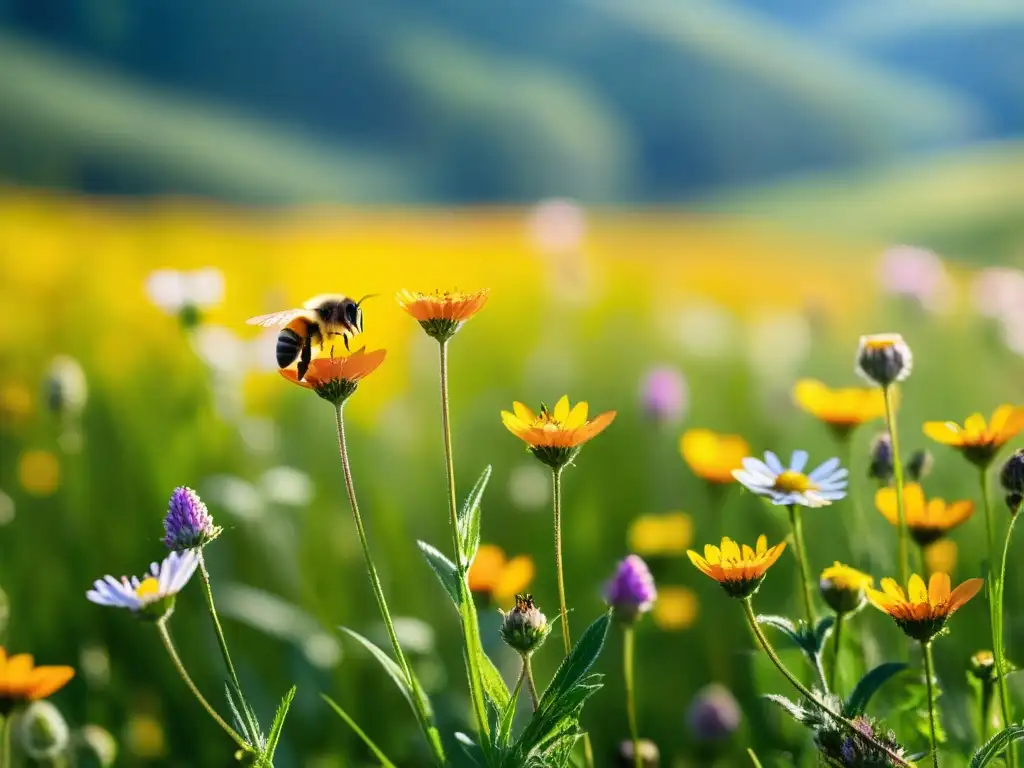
[87,550,199,617]
[733,450,847,508]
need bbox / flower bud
[162,487,221,551]
[687,684,741,742]
[906,449,933,482]
[855,334,912,387]
[1001,450,1024,514]
[605,555,657,624]
[819,562,872,616]
[18,700,70,760]
[44,356,88,418]
[617,739,660,768]
[868,433,894,484]
[499,594,550,655]
[75,725,118,767]
[969,650,997,684]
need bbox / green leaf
[747,748,766,768]
[756,614,800,645]
[417,540,461,606]
[338,626,416,711]
[225,683,265,751]
[764,693,806,722]
[458,466,491,567]
[497,663,526,746]
[263,685,296,761]
[843,662,908,717]
[540,612,612,706]
[969,724,1024,767]
[454,732,484,767]
[480,648,512,714]
[320,693,397,768]
[812,615,835,650]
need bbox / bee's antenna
[355,294,379,307]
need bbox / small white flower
[86,551,198,615]
[145,268,224,313]
[733,450,848,508]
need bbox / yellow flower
[924,540,958,576]
[468,545,534,605]
[395,288,489,342]
[628,513,693,557]
[923,406,1024,468]
[867,572,983,642]
[686,535,787,599]
[126,713,167,759]
[501,396,616,469]
[819,562,873,615]
[875,483,973,546]
[792,379,886,436]
[679,429,749,484]
[0,647,75,714]
[279,347,386,406]
[18,450,60,497]
[652,586,699,631]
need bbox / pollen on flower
[773,471,815,494]
[136,579,160,600]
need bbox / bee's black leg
[297,332,313,380]
[344,332,351,351]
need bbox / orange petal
[495,556,534,601]
[581,410,615,443]
[946,578,984,614]
[995,406,1024,444]
[26,666,75,700]
[468,545,506,592]
[928,572,951,605]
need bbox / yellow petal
[553,396,570,423]
[793,379,828,415]
[495,556,535,601]
[564,401,589,429]
[468,545,506,592]
[741,544,755,561]
[908,574,928,603]
[755,535,767,555]
[874,487,899,525]
[881,578,905,601]
[995,406,1024,444]
[923,421,964,446]
[721,538,741,561]
[513,401,537,424]
[704,544,721,564]
[964,413,988,438]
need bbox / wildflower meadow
[1,194,1023,768]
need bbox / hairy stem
[883,385,909,589]
[922,642,940,768]
[788,505,816,625]
[552,467,571,654]
[624,625,641,768]
[524,655,540,712]
[829,613,844,693]
[1,713,12,768]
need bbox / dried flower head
[867,572,983,642]
[679,429,749,484]
[163,487,221,552]
[279,347,386,406]
[501,396,615,469]
[923,405,1024,469]
[820,562,873,616]
[395,289,489,342]
[86,551,199,621]
[1000,449,1024,514]
[855,334,912,387]
[969,650,997,683]
[687,535,786,599]
[605,555,657,623]
[0,648,75,716]
[868,433,894,484]
[875,483,974,547]
[499,594,550,655]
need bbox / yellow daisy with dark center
[501,395,616,469]
[793,379,887,438]
[686,535,786,599]
[867,572,983,642]
[923,405,1024,468]
[875,483,974,547]
[819,562,873,615]
[0,648,75,716]
[679,429,749,484]
[396,288,489,342]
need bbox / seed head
[855,334,912,388]
[499,594,550,655]
[163,487,221,552]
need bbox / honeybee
[246,294,372,380]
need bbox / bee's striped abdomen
[276,327,303,369]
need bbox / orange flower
[679,429,749,484]
[279,347,386,406]
[923,405,1024,468]
[468,545,534,605]
[875,483,973,546]
[501,396,615,468]
[793,379,886,436]
[867,572,983,642]
[396,289,489,342]
[686,535,786,598]
[0,647,75,713]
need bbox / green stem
[523,655,540,712]
[980,682,994,744]
[438,341,491,746]
[334,405,446,765]
[839,434,869,566]
[552,467,571,655]
[741,598,912,768]
[1,713,12,768]
[624,625,641,768]
[922,642,940,768]
[156,618,252,753]
[993,493,1018,767]
[829,613,844,693]
[787,505,816,625]
[746,748,765,768]
[883,385,909,589]
[320,694,398,768]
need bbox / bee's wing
[245,308,306,327]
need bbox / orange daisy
[875,483,974,546]
[923,405,1024,468]
[396,289,489,342]
[279,347,386,406]
[501,396,616,469]
[686,535,787,599]
[468,545,534,605]
[867,572,983,642]
[793,379,887,437]
[0,647,75,714]
[679,429,749,484]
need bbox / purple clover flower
[163,487,221,552]
[605,554,656,623]
[639,366,687,425]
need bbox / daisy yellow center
[864,337,898,350]
[136,577,160,599]
[773,470,816,493]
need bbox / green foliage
[457,466,491,568]
[844,663,909,717]
[418,540,462,606]
[969,724,1024,767]
[262,686,296,764]
[320,694,397,768]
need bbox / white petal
[741,457,777,481]
[819,490,848,501]
[764,451,784,474]
[790,450,809,472]
[809,458,841,482]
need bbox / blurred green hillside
[3,0,1022,203]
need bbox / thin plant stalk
[624,625,641,768]
[993,494,1019,767]
[552,466,571,654]
[979,681,994,743]
[334,405,446,765]
[437,341,491,743]
[922,641,940,768]
[829,613,844,693]
[156,618,252,754]
[883,385,909,588]
[197,554,243,693]
[522,655,540,711]
[838,433,869,564]
[787,505,816,624]
[740,598,912,768]
[1,713,11,768]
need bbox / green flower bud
[18,700,70,760]
[499,594,550,655]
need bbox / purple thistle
[163,487,221,552]
[605,554,657,623]
[639,366,687,425]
